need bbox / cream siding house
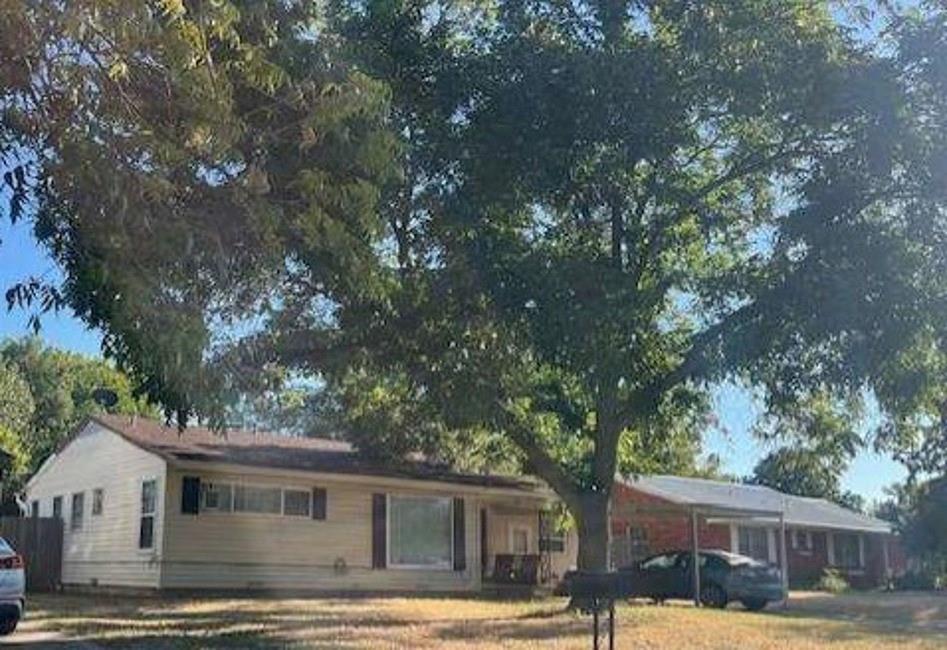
[25,415,577,592]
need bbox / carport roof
[621,475,891,533]
[622,475,785,515]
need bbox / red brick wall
[611,483,901,589]
[611,484,732,559]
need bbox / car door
[666,553,693,599]
[636,552,681,598]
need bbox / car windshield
[713,551,767,568]
[0,538,12,554]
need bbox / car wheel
[741,598,768,612]
[0,617,18,636]
[700,584,728,609]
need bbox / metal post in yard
[592,605,600,650]
[779,510,789,609]
[691,507,701,607]
[609,600,615,650]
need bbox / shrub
[815,569,850,594]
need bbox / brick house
[610,476,902,589]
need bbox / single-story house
[609,475,904,588]
[23,414,576,593]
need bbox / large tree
[0,338,154,473]
[5,1,947,572]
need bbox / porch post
[882,534,891,585]
[691,507,701,607]
[779,510,788,608]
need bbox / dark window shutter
[312,487,327,520]
[181,476,200,515]
[453,497,466,571]
[539,510,549,552]
[372,493,387,569]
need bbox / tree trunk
[575,490,612,571]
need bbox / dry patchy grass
[10,591,947,649]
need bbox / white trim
[386,493,455,571]
[767,528,778,563]
[729,523,739,553]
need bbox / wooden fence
[0,517,62,592]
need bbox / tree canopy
[0,338,155,477]
[5,0,947,569]
[748,392,866,510]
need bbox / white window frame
[386,494,454,571]
[200,480,316,518]
[138,478,159,551]
[735,524,774,563]
[829,531,865,569]
[200,482,234,513]
[792,529,813,555]
[233,483,284,516]
[282,488,313,518]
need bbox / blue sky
[0,217,906,501]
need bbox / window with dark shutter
[181,476,200,515]
[452,497,466,571]
[372,493,386,569]
[312,487,327,520]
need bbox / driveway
[788,590,947,632]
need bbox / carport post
[779,511,788,608]
[691,507,701,607]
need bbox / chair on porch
[493,553,540,585]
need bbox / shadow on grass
[18,594,577,649]
[13,592,947,649]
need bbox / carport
[612,477,789,607]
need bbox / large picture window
[834,533,863,568]
[388,495,452,569]
[738,526,770,562]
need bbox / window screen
[389,495,452,568]
[233,485,282,514]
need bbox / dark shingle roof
[92,414,538,492]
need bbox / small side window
[71,492,84,531]
[139,479,157,549]
[52,496,63,520]
[30,500,39,518]
[92,489,104,516]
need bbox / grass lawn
[10,591,947,649]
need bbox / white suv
[0,537,24,635]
